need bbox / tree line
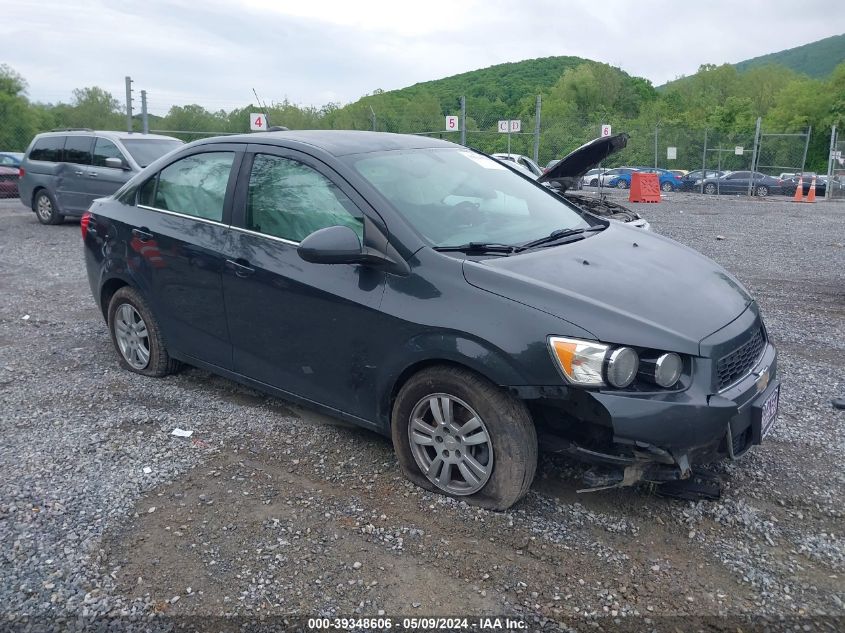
[1,59,842,172]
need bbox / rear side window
[93,138,125,167]
[29,136,65,162]
[63,136,94,165]
[246,154,363,243]
[153,152,234,222]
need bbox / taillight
[18,167,24,178]
[80,211,92,240]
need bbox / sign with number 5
[445,115,459,131]
[250,113,267,131]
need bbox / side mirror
[104,157,128,170]
[297,225,368,265]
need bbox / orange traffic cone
[806,177,817,203]
[793,176,804,202]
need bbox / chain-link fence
[0,92,834,201]
[829,127,845,200]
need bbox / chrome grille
[716,327,765,390]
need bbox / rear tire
[616,180,629,189]
[34,190,63,225]
[704,183,717,195]
[756,185,769,197]
[589,178,598,187]
[107,286,180,377]
[391,366,537,511]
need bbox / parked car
[699,171,782,197]
[83,130,779,508]
[607,167,683,192]
[679,170,727,191]
[0,151,24,167]
[19,129,183,224]
[597,167,638,187]
[490,153,544,178]
[0,166,19,198]
[781,173,826,196]
[539,134,649,229]
[581,168,608,187]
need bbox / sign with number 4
[250,113,267,131]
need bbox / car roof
[34,130,181,142]
[195,130,455,157]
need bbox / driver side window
[246,154,364,243]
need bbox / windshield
[348,148,591,248]
[121,139,183,167]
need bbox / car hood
[462,223,752,355]
[538,134,628,189]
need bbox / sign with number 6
[250,113,267,131]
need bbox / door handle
[74,170,85,176]
[87,172,98,177]
[225,259,255,278]
[132,228,153,242]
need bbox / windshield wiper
[434,242,518,254]
[519,226,605,250]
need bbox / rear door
[221,145,387,419]
[55,135,94,213]
[128,145,244,368]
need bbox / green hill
[379,55,591,111]
[733,33,845,78]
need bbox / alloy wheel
[114,303,150,370]
[407,394,493,495]
[36,195,53,222]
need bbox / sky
[1,0,842,116]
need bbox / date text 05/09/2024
[306,616,527,630]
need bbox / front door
[222,147,387,420]
[87,138,135,205]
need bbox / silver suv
[19,129,183,224]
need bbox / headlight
[606,347,639,388]
[548,337,608,386]
[640,353,683,388]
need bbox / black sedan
[82,131,779,508]
[781,174,826,196]
[679,170,726,192]
[699,171,782,196]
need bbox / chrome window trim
[137,204,227,227]
[229,225,300,246]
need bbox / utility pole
[460,96,466,146]
[533,95,541,163]
[654,125,659,168]
[747,117,762,197]
[125,76,134,133]
[140,90,149,134]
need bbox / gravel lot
[1,192,843,632]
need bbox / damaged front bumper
[534,340,779,491]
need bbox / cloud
[0,0,840,115]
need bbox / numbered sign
[250,113,267,131]
[667,147,677,160]
[509,120,521,133]
[498,120,521,133]
[734,146,744,155]
[498,120,509,133]
[601,124,612,137]
[445,115,459,131]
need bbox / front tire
[615,180,629,189]
[34,190,63,225]
[391,366,537,511]
[589,178,598,187]
[704,183,717,195]
[661,181,674,192]
[756,185,769,197]
[107,286,180,377]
